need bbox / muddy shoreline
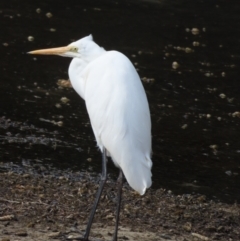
[0,167,239,241]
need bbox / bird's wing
[84,51,152,195]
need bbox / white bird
[28,35,152,241]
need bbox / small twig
[26,201,49,206]
[0,214,15,221]
[0,198,49,206]
[192,232,209,241]
[0,198,21,204]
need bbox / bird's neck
[84,47,106,63]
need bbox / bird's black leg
[112,169,123,241]
[81,147,108,241]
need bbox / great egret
[28,35,152,241]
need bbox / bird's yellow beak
[28,46,71,55]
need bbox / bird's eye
[72,47,78,52]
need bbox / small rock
[219,93,226,99]
[28,36,34,41]
[159,233,173,239]
[15,229,27,237]
[66,214,74,219]
[197,195,206,202]
[209,144,218,150]
[225,170,232,176]
[227,98,234,103]
[221,72,226,77]
[57,121,63,127]
[48,231,61,238]
[182,222,192,231]
[46,12,53,18]
[67,235,82,239]
[55,103,62,108]
[22,174,30,178]
[191,28,200,35]
[181,124,188,129]
[60,97,70,104]
[191,232,209,241]
[172,61,179,69]
[0,215,15,221]
[27,222,35,228]
[232,111,240,118]
[57,79,72,88]
[193,41,200,46]
[185,47,193,53]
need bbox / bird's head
[28,34,105,62]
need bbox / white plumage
[68,36,152,195]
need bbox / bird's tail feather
[120,155,152,195]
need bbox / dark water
[0,0,240,203]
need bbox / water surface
[0,0,240,202]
